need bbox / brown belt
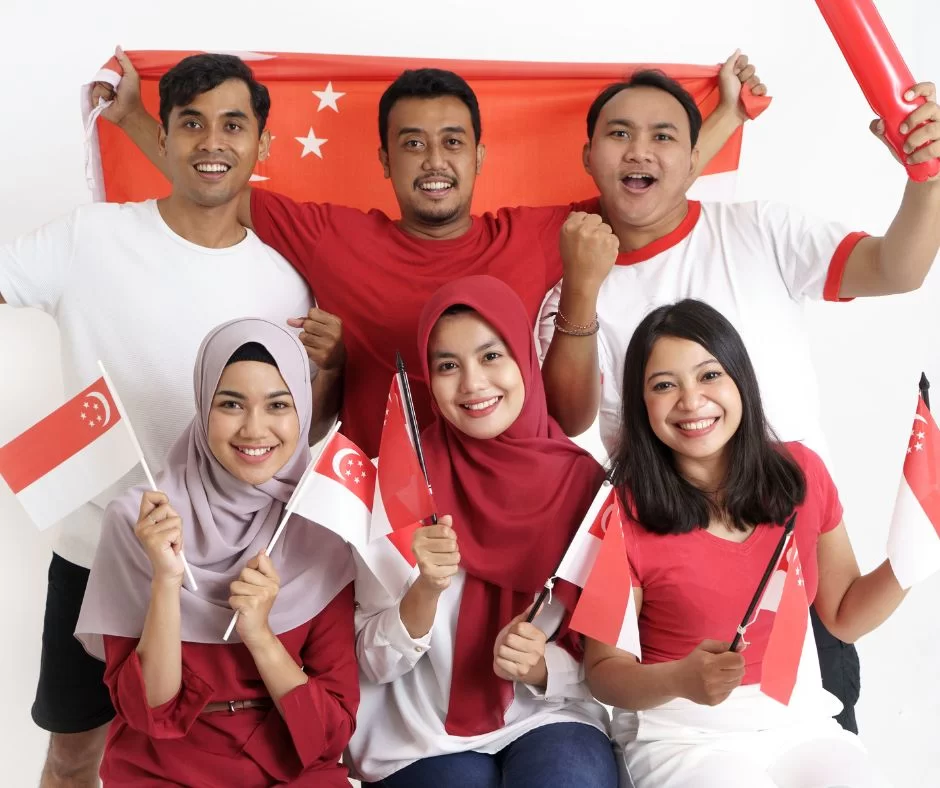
[202,698,274,715]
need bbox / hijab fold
[416,276,605,737]
[77,318,353,658]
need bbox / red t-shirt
[625,443,843,685]
[251,191,597,456]
[100,585,357,787]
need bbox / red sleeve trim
[823,231,869,302]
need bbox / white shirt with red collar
[538,200,866,458]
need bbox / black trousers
[811,606,860,733]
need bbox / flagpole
[395,351,438,525]
[97,361,198,593]
[920,372,931,411]
[729,512,797,653]
[222,421,342,642]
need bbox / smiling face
[643,336,742,484]
[584,85,698,233]
[379,96,485,236]
[206,360,300,485]
[159,78,270,209]
[427,310,525,440]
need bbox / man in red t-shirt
[94,51,764,457]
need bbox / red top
[625,443,843,684]
[100,585,358,787]
[250,192,598,456]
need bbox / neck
[397,212,474,241]
[604,197,690,253]
[157,195,247,248]
[674,449,728,496]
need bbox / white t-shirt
[0,200,312,567]
[347,556,610,782]
[539,200,865,459]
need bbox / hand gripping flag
[0,371,140,530]
[83,51,772,211]
[888,395,940,588]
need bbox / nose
[422,141,446,171]
[458,362,488,394]
[676,384,705,412]
[238,407,267,438]
[198,124,226,153]
[623,137,653,163]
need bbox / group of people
[1,43,938,788]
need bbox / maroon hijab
[417,275,605,737]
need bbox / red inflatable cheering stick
[816,0,939,182]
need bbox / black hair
[159,54,271,134]
[608,299,805,535]
[440,303,475,318]
[225,342,277,368]
[378,68,481,150]
[585,69,703,148]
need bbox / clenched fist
[287,307,347,372]
[559,212,619,295]
[676,639,746,706]
[412,515,460,592]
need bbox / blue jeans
[366,722,620,788]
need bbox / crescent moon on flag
[87,391,111,426]
[914,414,929,425]
[332,447,358,479]
[599,503,616,535]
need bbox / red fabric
[96,52,770,208]
[615,201,702,267]
[252,194,592,456]
[624,443,842,685]
[100,585,358,787]
[415,275,606,736]
[822,231,869,302]
[761,536,809,704]
[905,396,940,530]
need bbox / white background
[1,0,938,784]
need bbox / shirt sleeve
[518,642,595,703]
[102,635,215,739]
[536,282,561,365]
[756,201,868,303]
[264,583,360,770]
[795,443,845,534]
[0,210,78,312]
[249,189,330,284]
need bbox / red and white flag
[887,396,940,588]
[558,484,641,656]
[83,51,771,210]
[0,374,140,530]
[290,430,374,546]
[370,375,436,542]
[752,532,809,705]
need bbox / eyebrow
[646,358,719,383]
[431,338,502,360]
[178,108,250,121]
[606,119,680,133]
[214,390,293,399]
[397,125,467,137]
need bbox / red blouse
[100,584,358,787]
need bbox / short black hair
[378,68,481,150]
[226,342,277,368]
[159,54,271,134]
[585,70,703,148]
[609,299,806,535]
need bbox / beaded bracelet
[552,310,599,337]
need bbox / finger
[904,83,937,103]
[698,639,731,655]
[238,566,277,588]
[715,652,746,670]
[721,48,741,74]
[255,553,281,584]
[497,645,540,669]
[229,580,268,598]
[416,538,459,554]
[508,622,547,643]
[907,139,940,164]
[494,657,526,678]
[737,64,756,84]
[140,503,173,525]
[734,53,749,74]
[750,81,767,96]
[900,103,939,135]
[902,121,940,153]
[139,491,168,517]
[114,46,138,77]
[286,317,306,328]
[504,632,544,652]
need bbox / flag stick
[222,421,342,642]
[97,361,198,592]
[729,512,797,653]
[920,372,931,411]
[395,351,438,525]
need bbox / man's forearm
[119,109,171,181]
[693,105,743,181]
[309,367,344,445]
[878,178,940,292]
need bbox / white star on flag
[295,128,327,159]
[313,82,345,112]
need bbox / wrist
[244,626,279,655]
[117,104,148,130]
[151,573,183,592]
[526,656,548,689]
[714,99,747,127]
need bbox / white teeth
[677,418,717,431]
[419,181,452,191]
[195,163,230,173]
[463,397,498,411]
[239,446,273,456]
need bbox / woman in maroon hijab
[348,276,619,787]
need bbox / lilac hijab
[77,318,353,658]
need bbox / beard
[412,199,466,226]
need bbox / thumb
[114,46,137,76]
[286,317,306,328]
[698,639,732,655]
[721,48,742,76]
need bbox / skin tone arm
[229,551,310,715]
[90,47,254,229]
[812,521,908,643]
[584,588,746,710]
[399,515,460,638]
[133,491,185,707]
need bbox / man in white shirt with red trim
[539,70,940,733]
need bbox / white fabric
[888,463,940,589]
[538,200,859,460]
[0,200,312,566]
[346,559,610,782]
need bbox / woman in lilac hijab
[76,317,357,787]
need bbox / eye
[445,137,463,147]
[701,370,723,382]
[651,381,674,392]
[226,123,243,132]
[404,139,424,150]
[610,130,629,139]
[183,120,202,130]
[268,400,294,411]
[654,133,675,142]
[482,351,502,362]
[217,399,242,409]
[436,361,458,373]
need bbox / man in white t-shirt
[538,70,940,733]
[0,54,343,786]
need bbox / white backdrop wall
[1,1,937,784]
